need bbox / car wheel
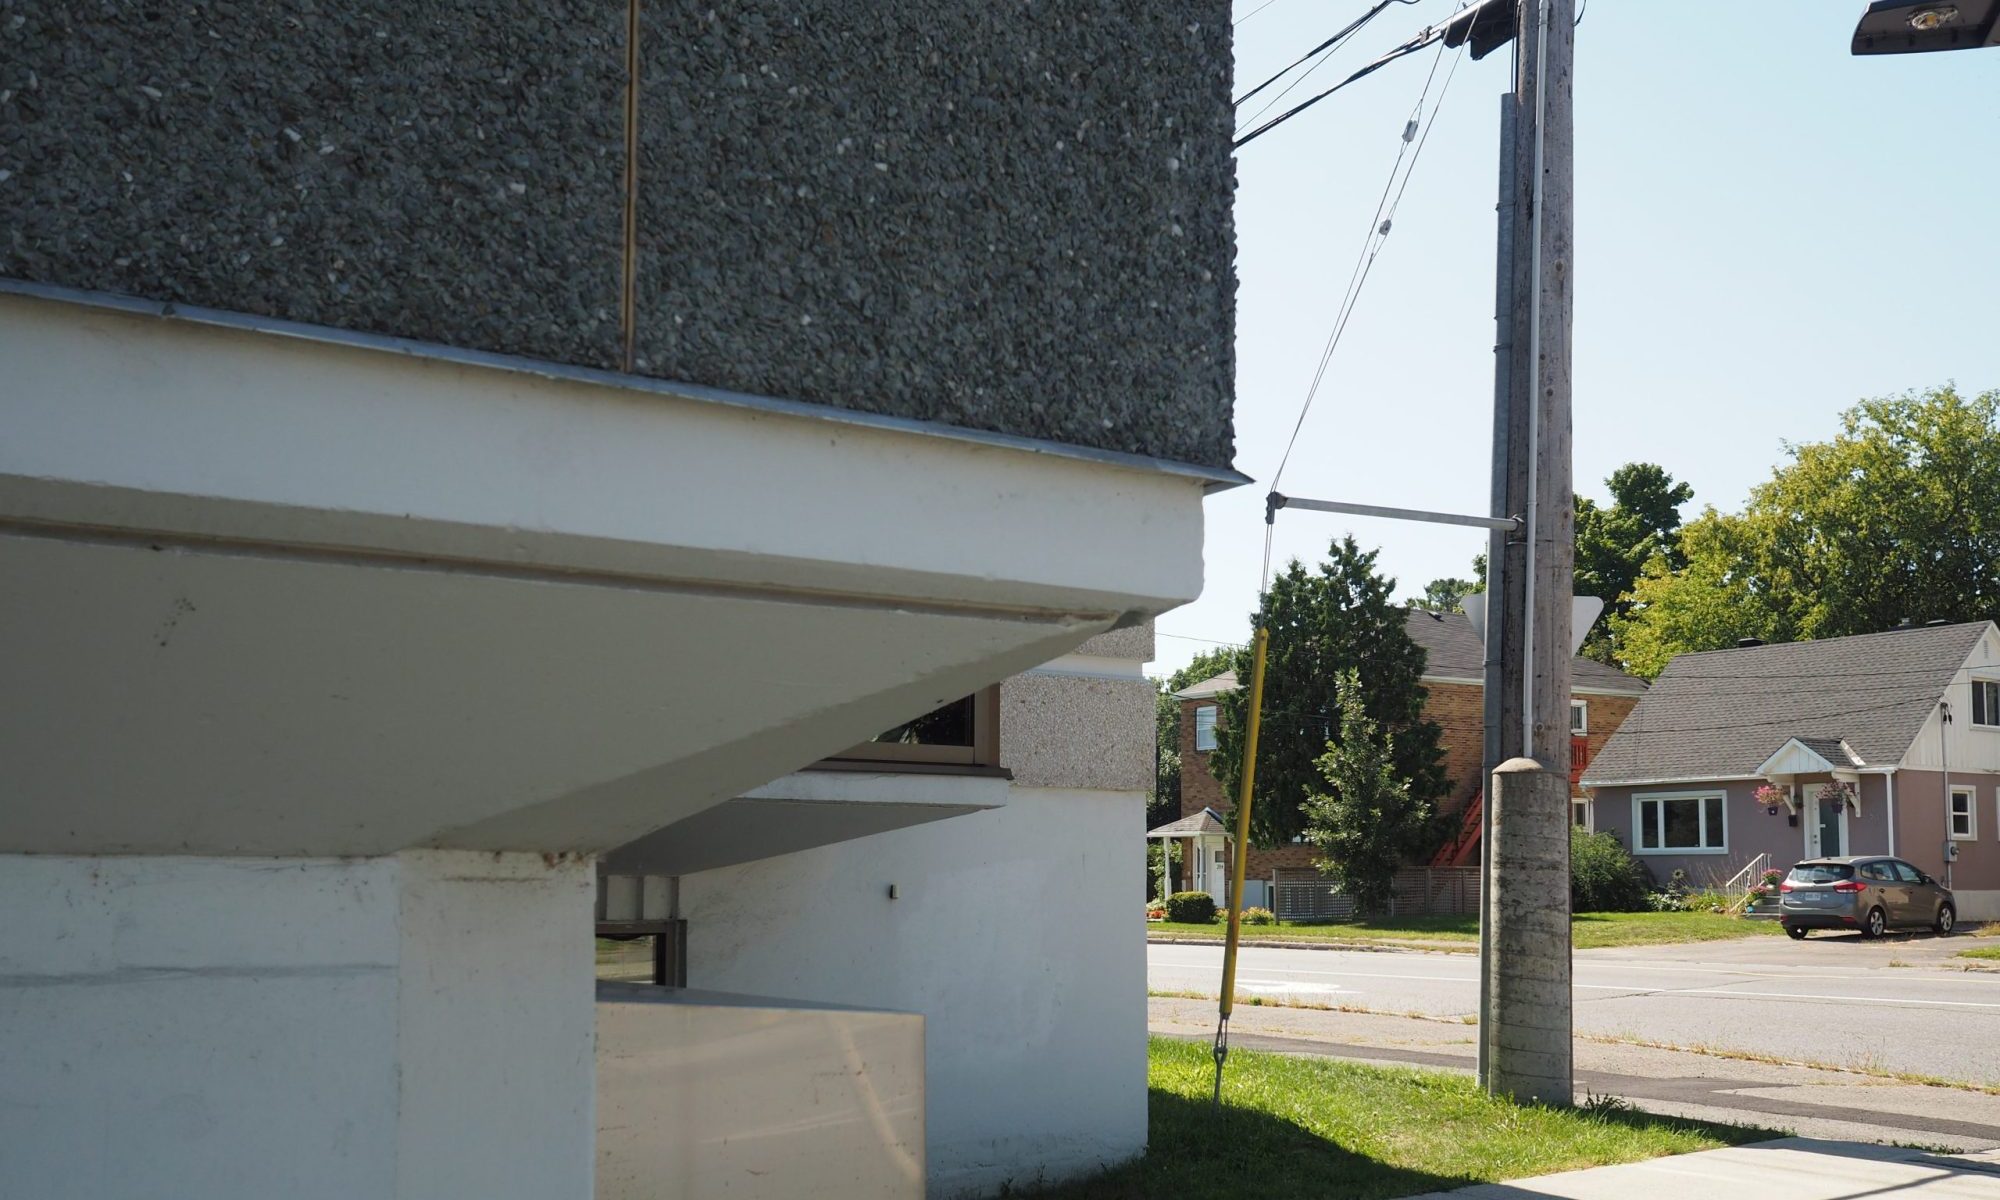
[1864,906,1886,939]
[1937,904,1956,936]
[1786,925,1808,940]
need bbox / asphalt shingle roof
[1581,621,1991,787]
[1147,808,1227,836]
[1402,610,1645,693]
[1171,610,1645,699]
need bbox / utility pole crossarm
[1268,492,1521,532]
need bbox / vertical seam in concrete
[391,853,407,1197]
[620,0,642,373]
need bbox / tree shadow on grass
[1012,1087,1474,1200]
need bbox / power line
[1234,0,1289,27]
[1600,693,1939,739]
[1233,0,1424,110]
[1235,29,1364,138]
[1267,40,1462,497]
[1157,631,1250,646]
[1234,30,1440,150]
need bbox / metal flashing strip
[1,278,1252,493]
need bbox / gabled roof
[1171,610,1646,700]
[1147,807,1228,837]
[1175,670,1237,700]
[1582,621,1992,788]
[1403,609,1645,694]
[1756,736,1863,777]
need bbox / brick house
[1163,608,1647,908]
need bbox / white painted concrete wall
[679,786,1147,1198]
[597,985,925,1200]
[0,851,595,1200]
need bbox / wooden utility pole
[1480,0,1574,1105]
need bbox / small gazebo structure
[1146,807,1230,906]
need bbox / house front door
[1815,797,1845,858]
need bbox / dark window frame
[1973,680,2000,728]
[820,685,1001,770]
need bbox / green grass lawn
[1959,945,2000,962]
[1150,911,1782,950]
[1020,1038,1770,1199]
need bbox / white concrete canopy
[0,291,1218,857]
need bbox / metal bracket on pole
[1268,492,1522,533]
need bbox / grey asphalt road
[1148,933,2000,1086]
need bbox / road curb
[1146,934,1474,955]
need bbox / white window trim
[1950,785,1978,841]
[1972,679,2000,729]
[1193,704,1218,753]
[1631,789,1729,856]
[1571,699,1589,735]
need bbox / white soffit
[0,294,1214,856]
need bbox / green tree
[1612,385,2000,676]
[1574,463,1694,663]
[1608,511,1782,678]
[1416,576,1478,613]
[1301,669,1433,914]
[1212,537,1446,847]
[1450,464,1694,665]
[1149,645,1236,828]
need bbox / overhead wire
[1234,0,1288,26]
[1234,29,1364,138]
[1266,37,1462,503]
[1234,31,1441,150]
[1233,0,1423,110]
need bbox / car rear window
[1788,863,1854,884]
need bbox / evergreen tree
[1212,537,1446,847]
[1302,669,1433,914]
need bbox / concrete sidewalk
[1150,996,2000,1151]
[1399,1139,2000,1198]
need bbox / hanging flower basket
[1815,779,1859,816]
[1753,783,1789,816]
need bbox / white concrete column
[0,850,596,1200]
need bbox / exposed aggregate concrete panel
[1,0,625,368]
[3,1,1236,467]
[635,1,1235,467]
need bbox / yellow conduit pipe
[1211,625,1270,1106]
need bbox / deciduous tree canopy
[1613,385,2000,676]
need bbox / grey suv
[1780,856,1955,939]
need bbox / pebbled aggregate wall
[2,1,1235,467]
[1,0,627,368]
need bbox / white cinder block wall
[680,785,1147,1197]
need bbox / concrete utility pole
[1480,0,1574,1105]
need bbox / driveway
[1149,933,2000,1086]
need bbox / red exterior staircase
[1429,736,1590,868]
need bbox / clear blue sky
[1153,0,2000,679]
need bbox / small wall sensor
[887,883,900,900]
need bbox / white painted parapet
[0,852,596,1200]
